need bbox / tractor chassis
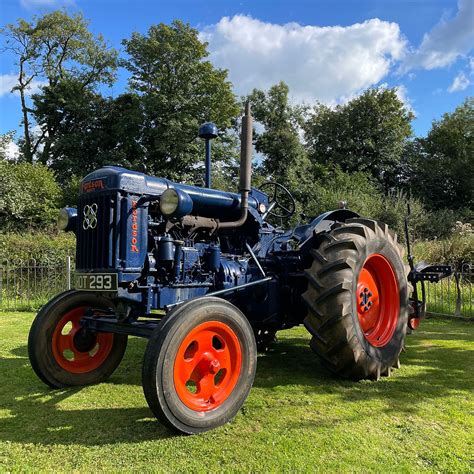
[80,276,274,339]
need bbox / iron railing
[0,257,72,311]
[425,264,473,319]
[0,258,472,318]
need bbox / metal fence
[0,257,72,311]
[425,264,473,319]
[0,258,472,318]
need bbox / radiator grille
[76,193,118,270]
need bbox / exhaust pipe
[219,101,253,229]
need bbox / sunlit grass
[0,313,472,472]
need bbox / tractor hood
[80,166,260,217]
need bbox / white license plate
[75,273,118,291]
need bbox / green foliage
[0,162,61,231]
[0,231,75,265]
[122,20,240,179]
[419,207,473,240]
[33,84,144,182]
[305,88,414,189]
[2,11,118,163]
[413,220,474,269]
[408,97,473,211]
[247,82,309,182]
[299,167,425,241]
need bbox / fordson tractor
[28,103,450,434]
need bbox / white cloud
[395,84,415,114]
[448,71,471,92]
[401,0,474,71]
[5,141,20,161]
[0,73,46,98]
[0,74,18,97]
[202,15,407,104]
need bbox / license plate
[75,273,118,291]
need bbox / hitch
[404,204,452,329]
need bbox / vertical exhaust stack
[198,122,219,188]
[219,101,253,229]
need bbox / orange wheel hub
[357,254,399,347]
[173,321,242,412]
[51,307,114,374]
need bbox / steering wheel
[259,182,296,219]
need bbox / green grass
[1,314,472,473]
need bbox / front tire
[303,218,410,380]
[28,290,128,388]
[142,297,257,434]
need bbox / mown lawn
[0,313,472,473]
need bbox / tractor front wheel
[303,218,410,380]
[28,290,128,388]
[142,297,257,434]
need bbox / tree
[304,88,414,189]
[32,82,144,182]
[1,11,117,163]
[247,82,309,182]
[409,97,473,211]
[121,20,240,180]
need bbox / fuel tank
[80,166,259,218]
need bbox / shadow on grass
[0,338,175,445]
[0,322,472,446]
[253,325,473,418]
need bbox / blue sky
[0,0,473,145]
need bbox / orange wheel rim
[357,254,399,347]
[173,321,242,412]
[51,307,114,374]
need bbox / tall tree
[247,82,309,182]
[122,20,240,180]
[409,97,473,210]
[32,82,144,182]
[304,88,414,189]
[1,11,117,163]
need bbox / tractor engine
[60,103,312,326]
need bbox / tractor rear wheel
[28,290,128,388]
[303,218,410,380]
[142,297,257,434]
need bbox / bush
[302,168,426,242]
[0,161,61,231]
[418,207,474,240]
[0,231,76,265]
[413,222,474,269]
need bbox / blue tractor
[28,103,450,434]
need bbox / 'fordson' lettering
[82,179,105,193]
[131,201,139,253]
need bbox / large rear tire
[28,290,128,388]
[303,218,410,380]
[142,297,257,434]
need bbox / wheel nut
[364,306,369,312]
[368,301,372,307]
[368,292,372,297]
[209,360,220,374]
[364,288,368,292]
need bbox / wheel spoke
[178,358,198,384]
[197,373,217,400]
[56,334,73,354]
